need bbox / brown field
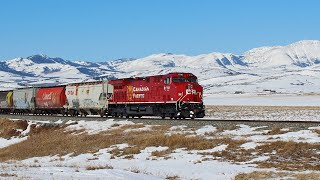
[205,105,320,121]
[235,171,320,180]
[0,118,319,178]
[0,119,244,162]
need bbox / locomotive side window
[188,78,197,83]
[173,77,186,82]
[164,78,171,84]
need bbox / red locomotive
[108,72,205,119]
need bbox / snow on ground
[0,121,33,148]
[204,94,320,106]
[0,119,319,179]
[0,136,28,149]
[65,119,134,134]
[195,125,217,136]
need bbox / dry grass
[265,127,289,135]
[0,120,223,162]
[86,164,113,170]
[198,139,320,171]
[119,124,145,129]
[294,172,320,180]
[0,173,18,177]
[1,118,319,173]
[166,175,180,180]
[0,125,118,161]
[235,171,320,180]
[235,171,289,180]
[256,141,320,170]
[151,125,170,131]
[151,149,172,157]
[198,138,250,162]
[0,118,28,139]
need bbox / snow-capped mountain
[244,40,320,67]
[1,40,320,95]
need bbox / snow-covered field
[204,94,320,106]
[0,118,319,179]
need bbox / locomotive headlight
[190,111,194,118]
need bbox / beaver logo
[127,86,133,101]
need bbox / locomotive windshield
[188,77,197,83]
[173,77,186,82]
[172,77,198,83]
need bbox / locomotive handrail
[176,92,188,110]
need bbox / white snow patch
[222,124,261,136]
[123,125,152,133]
[195,125,217,136]
[0,136,28,149]
[65,119,134,134]
[272,130,320,143]
[169,125,187,131]
[245,156,270,164]
[241,142,258,150]
[190,144,228,154]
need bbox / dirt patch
[0,118,28,139]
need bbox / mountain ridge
[1,40,320,94]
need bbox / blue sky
[0,0,319,62]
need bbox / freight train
[0,72,205,119]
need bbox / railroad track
[1,114,319,130]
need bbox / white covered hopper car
[65,81,113,116]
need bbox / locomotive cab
[165,73,205,118]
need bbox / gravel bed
[1,114,318,131]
